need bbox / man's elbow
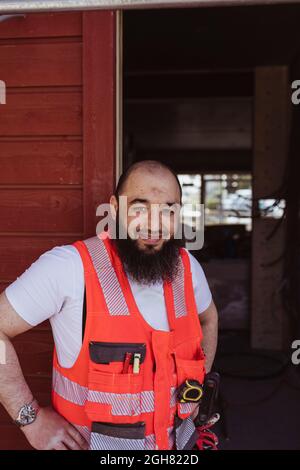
[199,299,218,327]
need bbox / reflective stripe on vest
[53,367,180,415]
[81,420,197,451]
[171,256,188,318]
[84,235,130,316]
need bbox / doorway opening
[123,3,296,347]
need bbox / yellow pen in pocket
[133,353,141,374]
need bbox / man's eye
[161,207,174,215]
[131,206,147,213]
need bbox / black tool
[177,379,203,403]
[194,372,220,427]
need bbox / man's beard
[111,221,183,286]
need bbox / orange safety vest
[52,232,206,450]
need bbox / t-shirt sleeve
[186,250,212,314]
[5,245,77,327]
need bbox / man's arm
[198,299,218,373]
[0,291,88,450]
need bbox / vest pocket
[89,341,146,372]
[90,421,146,450]
[174,353,205,421]
[85,342,146,423]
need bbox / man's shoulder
[181,248,207,284]
[35,244,84,283]
[40,243,82,264]
[182,247,198,267]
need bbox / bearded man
[0,160,218,450]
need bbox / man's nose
[148,206,162,233]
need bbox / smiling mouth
[141,238,161,245]
[138,234,162,244]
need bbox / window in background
[178,173,252,231]
[204,174,252,231]
[178,174,202,230]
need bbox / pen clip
[133,353,141,374]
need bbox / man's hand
[22,406,89,450]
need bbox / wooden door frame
[116,10,123,186]
[82,10,119,238]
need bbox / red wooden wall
[0,10,116,449]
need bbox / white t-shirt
[5,245,212,368]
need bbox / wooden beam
[251,66,290,350]
[0,0,299,14]
[82,10,116,238]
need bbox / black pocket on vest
[90,421,146,450]
[89,341,146,365]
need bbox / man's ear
[110,195,118,221]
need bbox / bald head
[115,160,182,201]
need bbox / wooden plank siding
[0,11,116,449]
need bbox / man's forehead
[124,172,180,201]
[126,186,180,205]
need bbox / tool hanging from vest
[194,371,220,427]
[194,413,220,450]
[177,379,204,403]
[193,371,220,451]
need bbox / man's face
[112,169,182,253]
[109,168,182,285]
